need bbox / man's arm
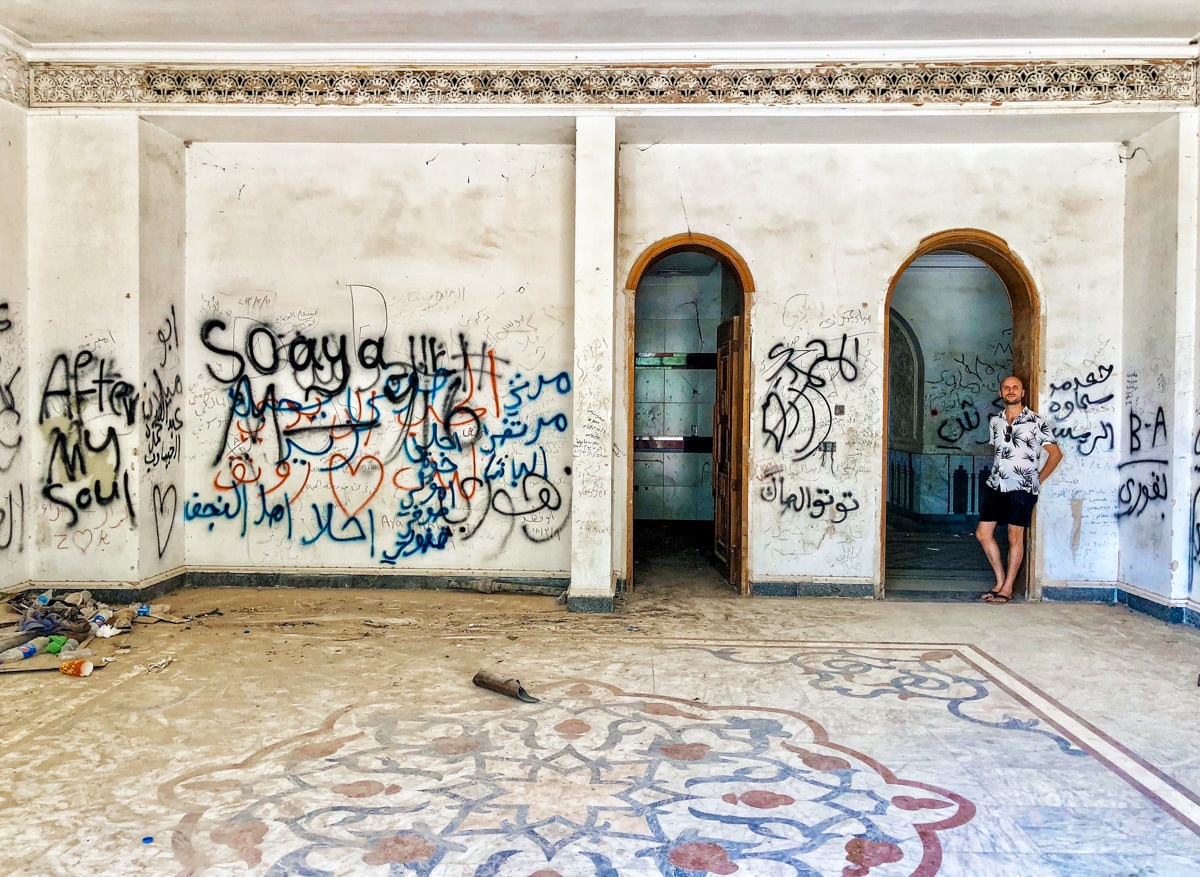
[1040,442,1063,483]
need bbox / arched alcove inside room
[883,229,1042,600]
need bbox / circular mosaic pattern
[164,680,974,875]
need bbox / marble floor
[2,580,1199,877]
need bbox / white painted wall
[184,142,575,575]
[138,120,187,579]
[1175,110,1200,610]
[617,142,1125,588]
[1118,117,1180,598]
[0,100,27,589]
[27,115,141,583]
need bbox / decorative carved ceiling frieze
[0,48,29,107]
[28,60,1197,108]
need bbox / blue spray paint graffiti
[187,297,572,562]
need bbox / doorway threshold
[884,573,1002,601]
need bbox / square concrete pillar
[27,115,185,588]
[568,115,618,612]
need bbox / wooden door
[714,317,745,592]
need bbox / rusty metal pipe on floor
[472,669,539,703]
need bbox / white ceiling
[1,1,1198,50]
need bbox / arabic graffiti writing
[144,306,183,559]
[758,476,860,524]
[188,289,572,562]
[760,333,860,463]
[927,353,1004,450]
[1116,459,1168,519]
[1048,363,1116,457]
[1190,427,1200,595]
[0,303,19,477]
[0,300,23,558]
[935,398,984,448]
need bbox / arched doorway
[882,229,1042,600]
[624,234,754,595]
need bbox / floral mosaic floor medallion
[164,671,976,875]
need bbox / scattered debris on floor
[0,588,189,677]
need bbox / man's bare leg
[995,524,1025,599]
[975,520,1005,594]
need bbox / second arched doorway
[623,234,754,595]
[883,229,1042,600]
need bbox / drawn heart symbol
[328,454,384,519]
[152,484,178,559]
[72,529,94,553]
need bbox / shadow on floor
[630,519,1021,602]
[631,520,736,598]
[885,521,1013,599]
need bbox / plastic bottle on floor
[0,636,51,663]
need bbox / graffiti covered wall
[185,143,575,574]
[0,100,27,589]
[618,141,1127,588]
[28,116,141,581]
[138,120,187,578]
[1117,117,1183,598]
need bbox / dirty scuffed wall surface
[618,141,1126,588]
[184,144,576,574]
[0,101,26,588]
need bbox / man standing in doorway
[977,375,1062,604]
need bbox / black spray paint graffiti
[1116,459,1168,519]
[935,399,986,447]
[0,484,24,553]
[1128,406,1168,454]
[1117,405,1169,520]
[189,292,572,563]
[0,302,23,555]
[0,303,21,475]
[761,333,860,462]
[927,353,1004,450]
[759,475,860,524]
[144,307,183,470]
[1189,427,1200,595]
[1048,363,1116,457]
[143,307,183,558]
[39,350,137,531]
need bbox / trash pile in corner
[0,589,185,677]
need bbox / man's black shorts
[979,485,1038,527]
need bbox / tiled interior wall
[633,265,721,520]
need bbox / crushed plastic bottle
[0,636,51,663]
[36,590,53,606]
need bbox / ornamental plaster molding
[0,47,29,107]
[28,59,1198,109]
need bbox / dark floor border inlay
[38,571,568,606]
[751,581,874,598]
